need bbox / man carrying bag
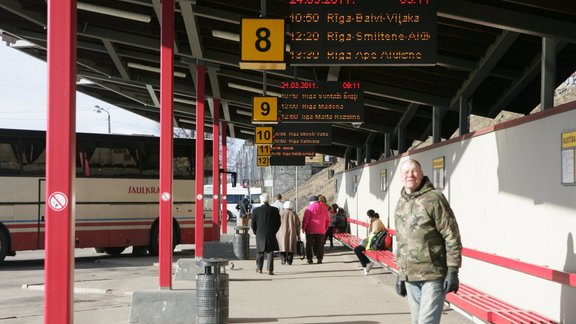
[236,196,252,227]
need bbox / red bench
[333,231,557,324]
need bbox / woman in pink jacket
[302,195,330,264]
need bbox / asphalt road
[0,248,185,324]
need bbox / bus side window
[173,156,192,178]
[0,142,21,174]
[227,194,241,205]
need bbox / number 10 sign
[255,126,273,144]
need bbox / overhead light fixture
[1,33,40,49]
[179,119,213,128]
[236,110,253,117]
[228,82,281,97]
[180,118,195,124]
[174,97,196,105]
[77,2,152,23]
[212,30,239,42]
[127,62,187,78]
[212,30,290,51]
[240,129,255,135]
[76,78,95,85]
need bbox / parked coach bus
[0,128,214,263]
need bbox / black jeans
[305,234,325,263]
[354,245,370,267]
[280,252,294,265]
[256,251,274,272]
[324,226,335,246]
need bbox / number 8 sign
[241,18,285,68]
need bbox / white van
[204,185,262,220]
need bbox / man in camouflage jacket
[394,159,462,324]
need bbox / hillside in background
[280,160,344,216]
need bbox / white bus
[204,185,262,220]
[0,128,217,263]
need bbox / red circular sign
[48,192,68,211]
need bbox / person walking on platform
[394,159,462,324]
[277,200,301,265]
[271,193,284,213]
[236,195,252,227]
[302,195,330,264]
[251,193,281,275]
[354,209,386,275]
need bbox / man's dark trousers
[256,251,274,272]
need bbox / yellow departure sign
[240,18,286,70]
[257,144,272,156]
[252,97,278,124]
[255,126,273,144]
[562,130,576,149]
[257,156,270,167]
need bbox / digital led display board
[273,123,332,146]
[272,146,316,157]
[270,155,306,166]
[289,0,437,65]
[280,81,363,123]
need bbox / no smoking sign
[161,192,171,202]
[48,192,68,211]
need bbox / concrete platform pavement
[4,227,472,324]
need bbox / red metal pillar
[159,0,174,289]
[45,0,76,322]
[221,122,228,234]
[195,65,206,258]
[212,99,220,239]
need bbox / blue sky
[0,44,160,135]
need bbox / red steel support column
[45,0,76,322]
[195,65,206,258]
[159,0,174,289]
[212,99,220,239]
[221,122,228,234]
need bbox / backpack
[369,230,392,251]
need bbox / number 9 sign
[252,96,278,124]
[241,18,285,67]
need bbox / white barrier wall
[335,102,576,322]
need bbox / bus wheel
[148,221,179,256]
[104,247,126,255]
[0,230,8,262]
[226,210,235,221]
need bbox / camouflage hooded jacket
[394,177,462,282]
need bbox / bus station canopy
[1,0,576,160]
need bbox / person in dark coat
[235,196,252,226]
[251,192,281,275]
